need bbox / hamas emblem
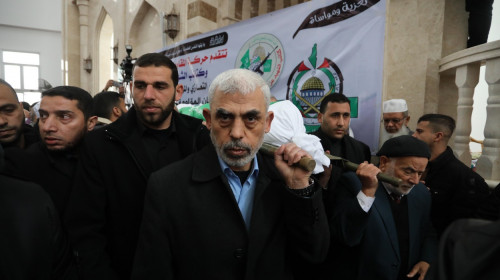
[235,33,284,88]
[286,44,344,132]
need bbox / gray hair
[208,69,271,110]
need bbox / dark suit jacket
[132,144,330,280]
[0,174,77,279]
[65,108,210,280]
[4,142,79,216]
[326,172,437,280]
[425,146,492,236]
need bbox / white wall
[0,0,63,88]
[0,0,61,31]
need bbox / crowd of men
[1,52,499,280]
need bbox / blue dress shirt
[218,156,259,230]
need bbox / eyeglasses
[382,118,405,124]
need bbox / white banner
[158,0,386,153]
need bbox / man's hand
[274,143,312,189]
[103,79,114,91]
[356,161,380,197]
[407,261,430,280]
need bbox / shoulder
[443,149,486,183]
[409,183,431,202]
[309,128,324,139]
[173,110,204,129]
[150,144,214,181]
[0,175,53,209]
[337,171,363,194]
[344,135,369,149]
[152,151,197,178]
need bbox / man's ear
[175,84,184,101]
[202,108,211,129]
[404,116,410,125]
[378,155,390,172]
[434,131,444,142]
[265,111,274,133]
[317,112,324,123]
[87,116,98,131]
[112,107,122,118]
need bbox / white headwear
[383,99,408,113]
[263,100,330,174]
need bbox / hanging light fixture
[83,56,92,73]
[164,7,179,40]
[112,44,119,64]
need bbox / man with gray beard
[132,69,329,280]
[379,99,413,148]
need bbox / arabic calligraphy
[175,48,228,68]
[309,0,369,24]
[179,69,209,81]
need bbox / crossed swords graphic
[293,86,334,115]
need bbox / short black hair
[0,79,18,101]
[319,93,350,113]
[93,91,123,119]
[133,53,179,87]
[21,101,30,111]
[42,86,94,120]
[417,114,456,138]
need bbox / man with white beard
[379,99,413,148]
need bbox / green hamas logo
[286,44,345,132]
[235,33,284,88]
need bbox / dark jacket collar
[428,146,454,172]
[106,107,205,154]
[104,107,208,179]
[311,128,359,160]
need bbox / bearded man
[65,53,210,280]
[132,69,329,280]
[379,99,413,148]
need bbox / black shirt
[137,117,181,170]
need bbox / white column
[76,0,90,92]
[476,57,500,180]
[454,63,479,166]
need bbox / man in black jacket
[309,93,371,201]
[65,53,210,280]
[412,114,492,236]
[132,68,329,280]
[0,144,77,280]
[4,86,97,215]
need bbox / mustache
[0,126,15,131]
[222,140,252,152]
